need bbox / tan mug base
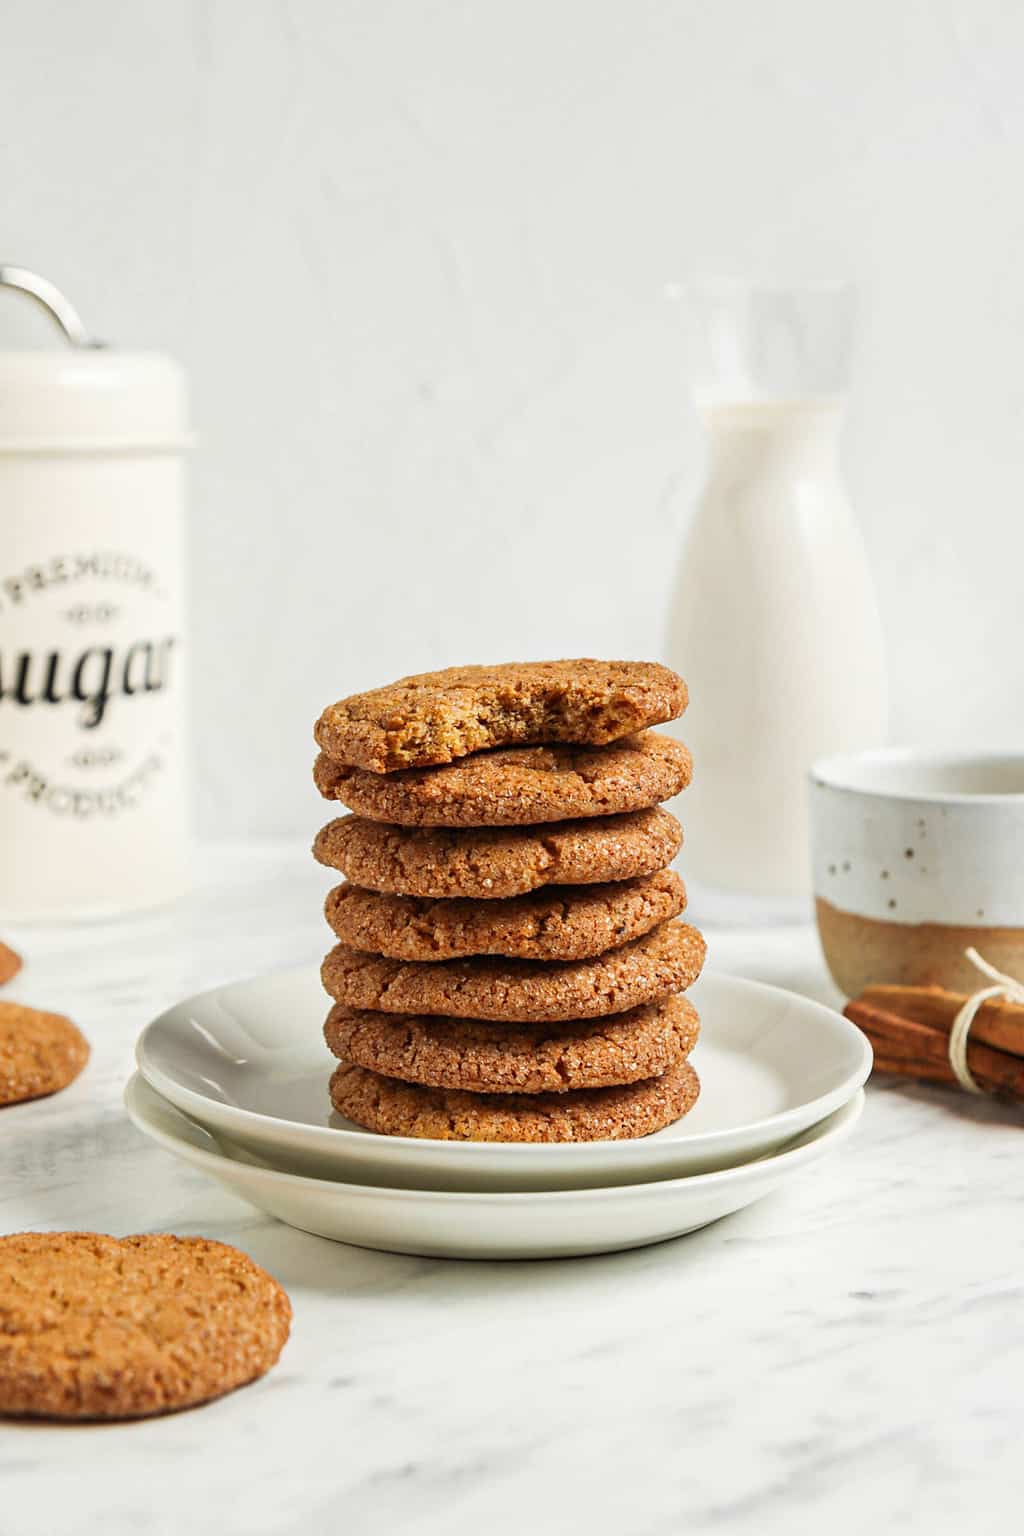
[814,897,1024,998]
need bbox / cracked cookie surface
[324,871,686,962]
[0,1002,89,1107]
[0,1232,291,1420]
[321,919,705,1023]
[314,732,692,827]
[324,993,699,1093]
[329,1056,701,1141]
[313,807,683,899]
[315,659,687,773]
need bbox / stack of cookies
[311,660,705,1143]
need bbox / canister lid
[0,350,189,450]
[0,266,189,451]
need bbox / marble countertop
[2,844,1021,1536]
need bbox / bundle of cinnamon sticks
[844,985,1024,1100]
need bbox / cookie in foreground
[315,658,687,773]
[324,994,700,1094]
[330,1056,700,1142]
[314,733,692,827]
[0,1002,89,1106]
[0,1232,291,1420]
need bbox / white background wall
[3,0,1023,838]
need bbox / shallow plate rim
[134,964,871,1161]
[125,1072,865,1205]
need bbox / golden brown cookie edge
[315,659,688,773]
[322,870,687,962]
[0,1003,90,1108]
[311,808,684,899]
[328,1056,701,1142]
[320,919,707,1023]
[313,732,693,828]
[323,994,701,1093]
[0,1232,292,1421]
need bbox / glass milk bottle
[0,267,190,920]
[665,280,887,904]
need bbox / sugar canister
[0,267,190,920]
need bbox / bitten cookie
[321,920,706,1023]
[0,1003,90,1107]
[0,942,22,986]
[313,807,683,899]
[0,1232,292,1420]
[329,1057,701,1142]
[314,733,693,827]
[324,870,687,963]
[315,659,687,773]
[324,993,700,1093]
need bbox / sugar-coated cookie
[315,659,687,773]
[313,808,683,899]
[0,1002,89,1107]
[324,993,700,1093]
[314,733,692,827]
[324,870,687,962]
[329,1056,701,1142]
[321,920,706,1023]
[0,1233,291,1420]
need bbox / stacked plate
[129,962,871,1260]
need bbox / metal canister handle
[0,265,103,348]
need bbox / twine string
[948,947,1024,1093]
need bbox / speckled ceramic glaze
[809,749,1024,996]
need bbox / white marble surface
[2,843,1021,1536]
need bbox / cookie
[0,1002,89,1107]
[0,1232,291,1420]
[0,942,21,986]
[313,807,683,899]
[321,919,706,1023]
[324,870,687,963]
[329,1056,701,1142]
[324,993,700,1093]
[315,659,687,773]
[314,732,693,827]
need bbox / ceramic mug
[808,748,1024,997]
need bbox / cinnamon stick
[859,983,1024,1060]
[844,998,1024,1100]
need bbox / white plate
[135,965,871,1191]
[125,1074,865,1260]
